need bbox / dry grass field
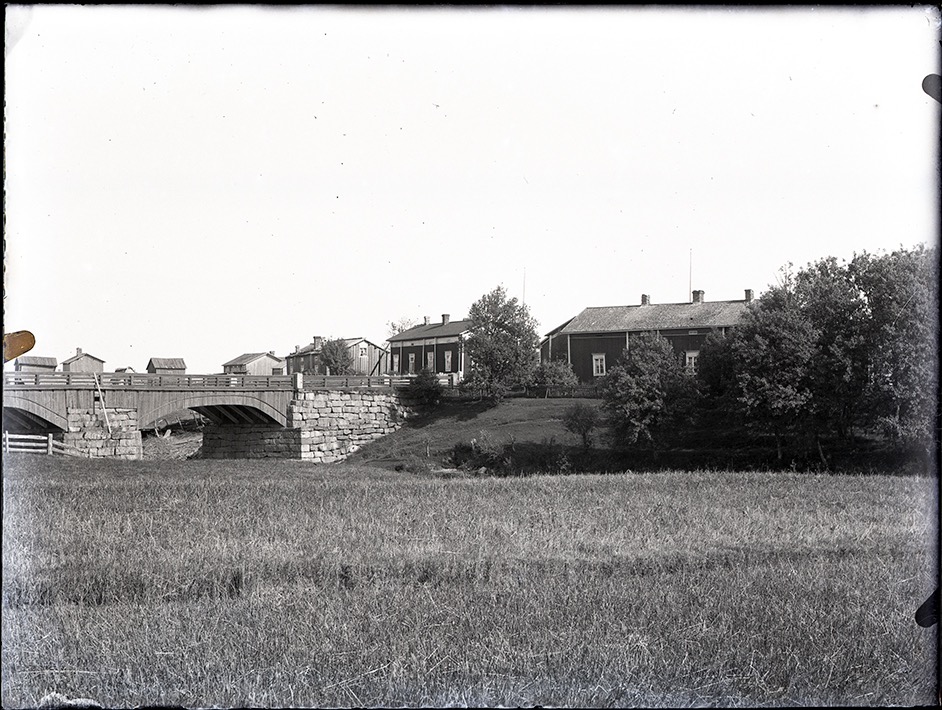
[1,454,937,708]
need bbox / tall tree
[602,333,698,448]
[386,317,417,339]
[320,338,354,376]
[464,286,540,400]
[728,269,818,461]
[695,329,739,425]
[794,256,870,441]
[849,244,939,450]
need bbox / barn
[61,347,105,374]
[542,289,753,383]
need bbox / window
[408,353,416,374]
[444,350,452,372]
[685,350,699,373]
[392,354,399,373]
[427,352,435,371]
[592,353,606,377]
[360,346,367,357]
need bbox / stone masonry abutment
[199,389,413,462]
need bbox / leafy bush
[408,368,445,406]
[563,402,601,450]
[533,360,580,391]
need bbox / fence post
[47,433,54,455]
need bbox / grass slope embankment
[1,455,938,708]
[348,397,606,471]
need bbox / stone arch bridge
[2,372,416,461]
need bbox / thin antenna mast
[689,248,692,302]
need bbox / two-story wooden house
[541,289,753,383]
[387,314,471,378]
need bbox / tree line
[457,244,938,470]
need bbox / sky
[4,4,940,375]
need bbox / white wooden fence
[2,432,87,457]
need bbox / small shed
[14,356,57,373]
[147,358,187,375]
[222,352,286,376]
[61,347,105,373]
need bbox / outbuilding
[61,347,105,374]
[222,352,286,376]
[146,358,187,375]
[14,356,57,373]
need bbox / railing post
[292,372,303,392]
[47,433,54,455]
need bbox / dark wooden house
[541,289,754,383]
[146,358,187,375]
[387,314,471,378]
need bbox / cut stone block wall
[63,407,142,460]
[200,426,302,459]
[200,390,415,462]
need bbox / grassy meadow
[2,454,938,708]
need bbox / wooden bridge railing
[3,371,461,391]
[2,372,295,390]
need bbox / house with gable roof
[386,314,472,378]
[61,347,105,373]
[222,352,286,376]
[285,337,388,376]
[14,356,57,373]
[541,289,754,383]
[146,358,187,375]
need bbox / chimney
[76,347,83,355]
[745,289,754,302]
[423,316,430,325]
[294,345,300,354]
[313,336,323,350]
[442,314,450,325]
[640,294,650,306]
[692,290,704,304]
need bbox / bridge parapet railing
[299,373,459,390]
[2,372,295,390]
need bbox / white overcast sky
[4,4,940,374]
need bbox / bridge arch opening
[2,398,68,433]
[139,395,288,430]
